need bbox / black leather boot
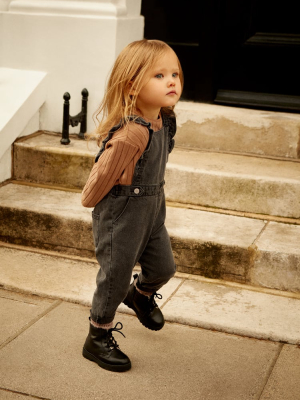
[123,274,165,331]
[82,321,131,372]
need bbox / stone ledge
[166,148,300,218]
[14,133,300,217]
[1,183,300,292]
[176,101,300,159]
[1,246,300,345]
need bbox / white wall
[0,0,143,181]
[1,2,143,132]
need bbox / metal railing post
[61,88,89,145]
[61,92,71,145]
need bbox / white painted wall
[0,0,144,182]
[1,1,143,133]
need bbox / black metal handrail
[61,88,89,145]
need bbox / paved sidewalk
[1,244,300,399]
[1,288,300,400]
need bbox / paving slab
[0,301,280,400]
[251,222,300,292]
[0,246,182,311]
[0,390,37,400]
[166,148,300,218]
[162,279,300,344]
[260,345,300,400]
[0,289,54,346]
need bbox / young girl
[81,39,183,372]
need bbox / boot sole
[123,300,164,331]
[82,347,131,372]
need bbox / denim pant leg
[90,195,155,324]
[138,222,176,293]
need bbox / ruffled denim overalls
[90,112,177,324]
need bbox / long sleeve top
[81,115,162,208]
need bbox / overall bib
[90,113,177,324]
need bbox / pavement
[1,243,300,399]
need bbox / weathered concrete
[0,289,54,346]
[0,245,182,311]
[0,183,94,258]
[166,205,265,282]
[176,101,300,159]
[162,279,300,344]
[0,183,267,283]
[260,345,300,400]
[166,148,300,218]
[1,182,300,291]
[250,222,300,292]
[13,132,96,189]
[2,245,300,345]
[0,300,280,400]
[14,133,300,217]
[0,390,37,399]
[2,183,300,291]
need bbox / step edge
[1,240,300,301]
[5,180,300,225]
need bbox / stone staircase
[0,102,300,293]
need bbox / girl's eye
[155,74,163,79]
[172,72,179,78]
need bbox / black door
[141,0,300,112]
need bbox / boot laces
[149,292,163,311]
[106,322,125,349]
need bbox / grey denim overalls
[90,112,177,324]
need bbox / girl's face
[135,49,182,119]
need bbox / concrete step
[1,244,300,344]
[166,148,300,218]
[0,182,299,293]
[13,132,96,190]
[14,132,300,218]
[176,101,300,159]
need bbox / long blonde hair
[90,39,183,145]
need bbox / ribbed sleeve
[81,122,150,208]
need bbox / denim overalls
[90,112,177,324]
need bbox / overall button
[134,188,140,194]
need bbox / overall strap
[161,111,177,154]
[94,116,152,163]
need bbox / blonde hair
[90,39,183,145]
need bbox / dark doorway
[141,0,300,112]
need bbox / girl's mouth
[167,91,177,95]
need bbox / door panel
[215,0,300,110]
[141,0,300,111]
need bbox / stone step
[0,182,299,293]
[14,132,300,218]
[1,244,300,344]
[13,132,96,190]
[166,148,300,219]
[176,101,300,159]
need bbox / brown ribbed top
[81,115,162,208]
